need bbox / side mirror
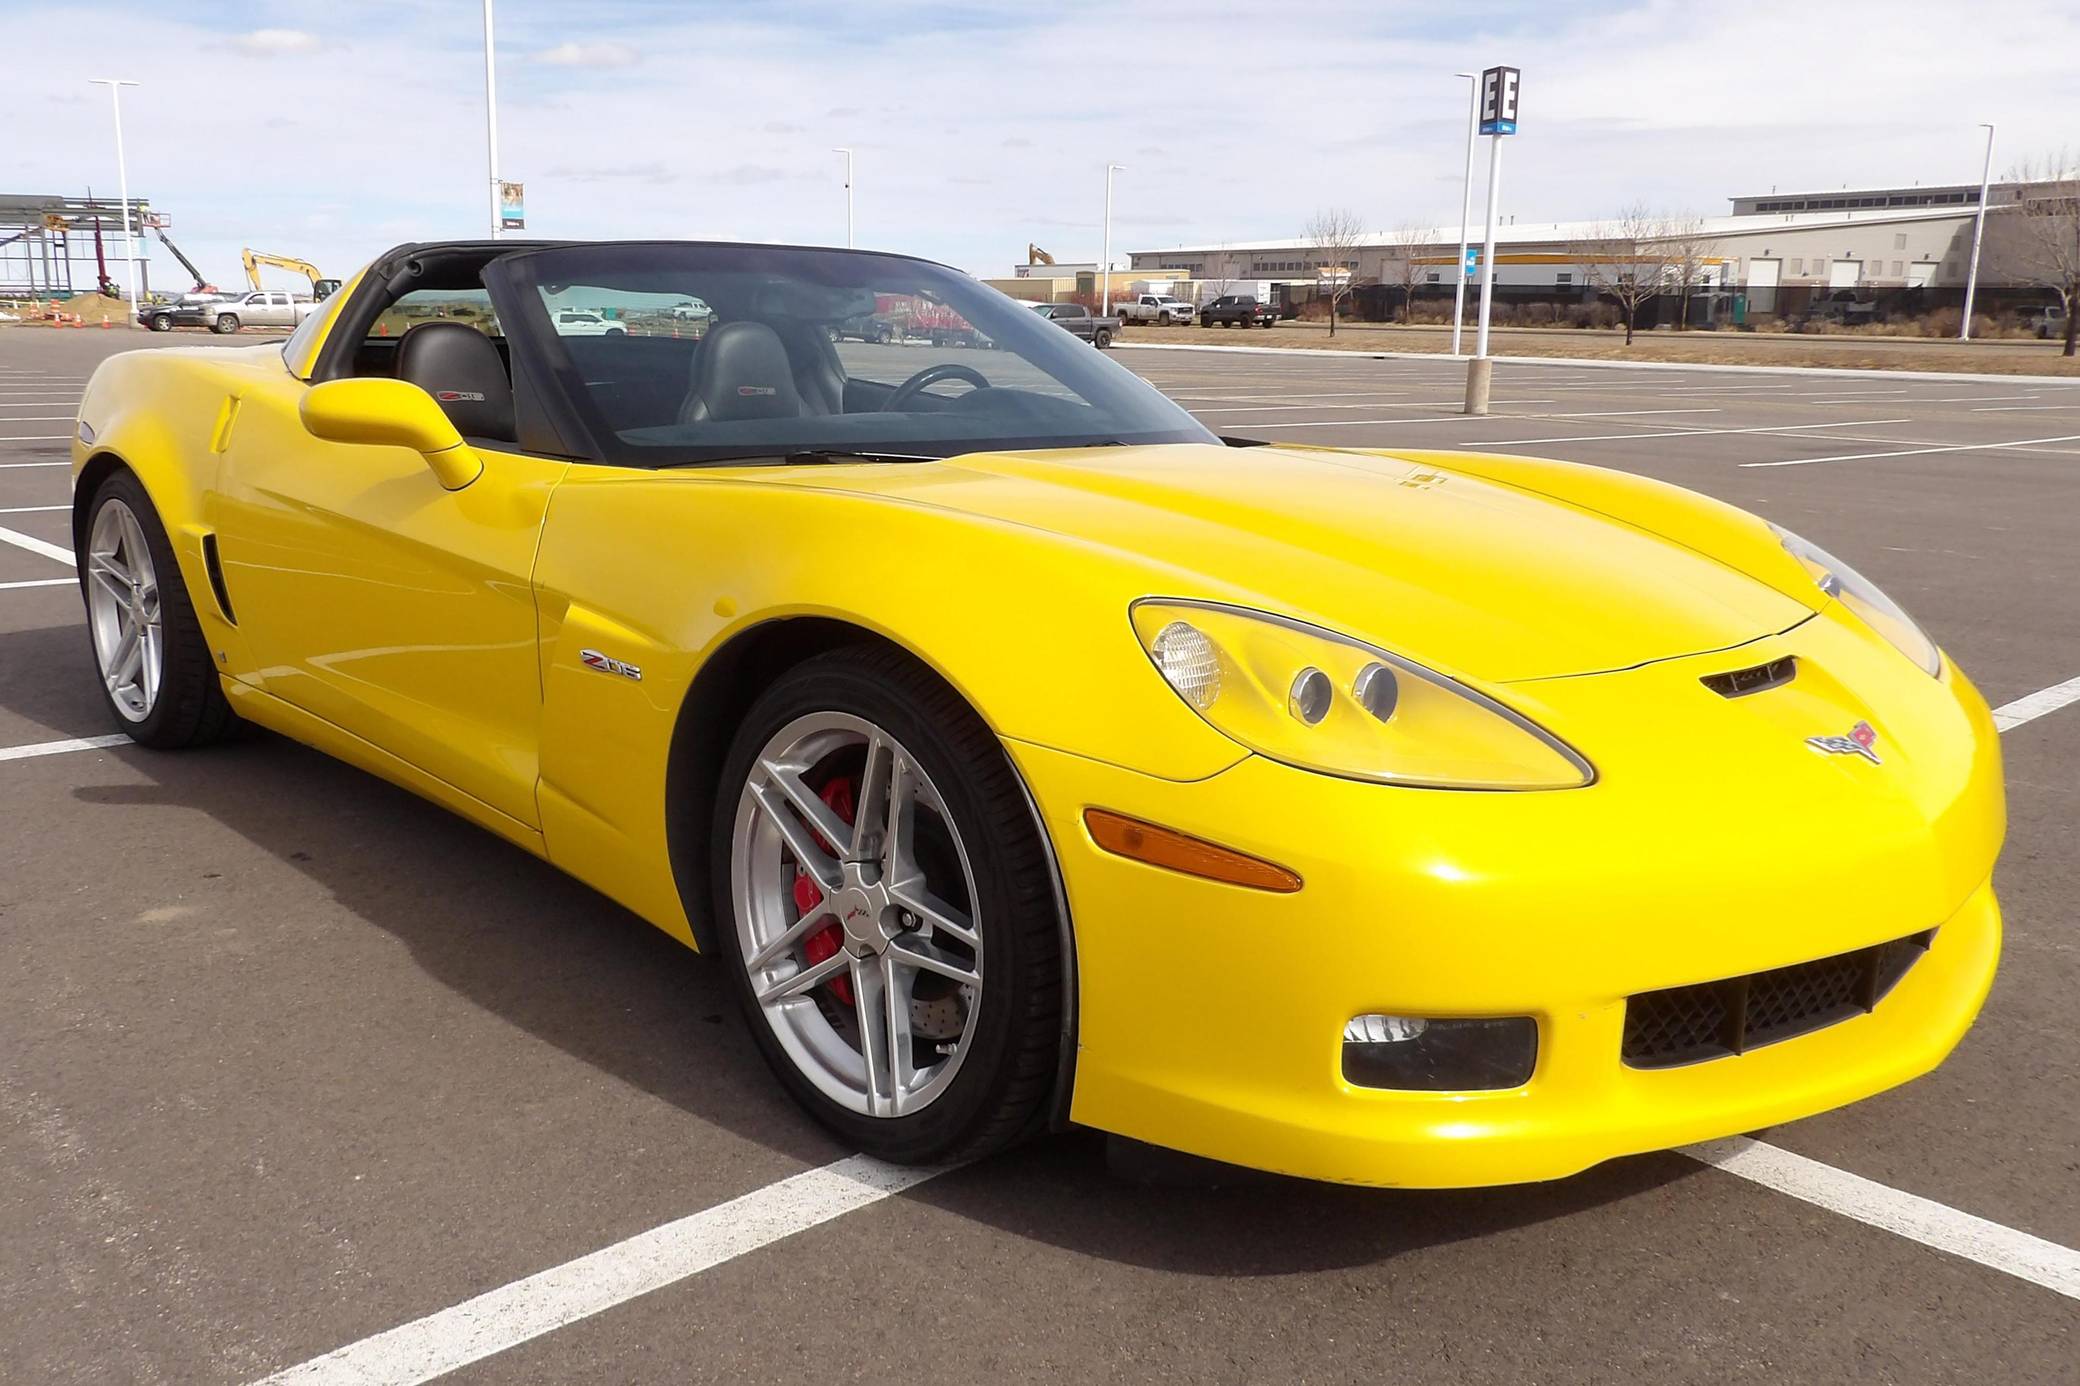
[299,378,483,490]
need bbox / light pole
[1100,162,1124,318]
[88,78,140,306]
[833,148,854,247]
[1451,71,1478,356]
[482,0,503,238]
[1960,122,1996,342]
[1464,65,1520,416]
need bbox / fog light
[1342,1014,1537,1091]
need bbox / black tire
[212,313,239,334]
[79,471,238,748]
[1092,327,1112,349]
[149,314,173,332]
[711,644,1063,1164]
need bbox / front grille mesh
[1622,930,1934,1069]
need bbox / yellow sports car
[70,239,2003,1186]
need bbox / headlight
[1132,600,1593,790]
[1770,525,1941,676]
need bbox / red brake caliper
[791,776,857,1006]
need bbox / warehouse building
[1124,179,2071,322]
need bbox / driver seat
[679,321,805,425]
[395,321,516,442]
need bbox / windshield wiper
[663,449,938,469]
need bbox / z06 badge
[579,649,643,682]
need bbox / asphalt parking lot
[2,329,2076,1383]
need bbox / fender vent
[1701,655,1796,699]
[201,533,236,625]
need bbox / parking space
[2,332,2075,1383]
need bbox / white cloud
[228,28,321,56]
[533,41,638,68]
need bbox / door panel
[209,382,564,826]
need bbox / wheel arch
[662,613,1081,1131]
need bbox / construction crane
[242,248,341,300]
[1027,243,1056,266]
[154,228,217,294]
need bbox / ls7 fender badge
[579,648,643,682]
[1806,720,1880,764]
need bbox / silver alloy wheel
[84,499,163,723]
[731,711,984,1118]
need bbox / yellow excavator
[1026,244,1056,266]
[242,248,342,300]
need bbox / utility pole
[1451,71,1478,356]
[482,0,502,238]
[88,79,141,307]
[834,148,854,247]
[1101,162,1124,318]
[1464,65,1520,415]
[1960,122,1995,341]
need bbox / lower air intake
[1622,929,1934,1069]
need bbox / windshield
[493,242,1214,465]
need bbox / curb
[1110,340,2080,386]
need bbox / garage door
[1746,257,1780,314]
[1908,261,1939,288]
[1829,259,1863,289]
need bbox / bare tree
[1574,203,1679,345]
[1303,207,1367,335]
[1990,151,2080,356]
[1385,221,1435,323]
[1661,214,1720,331]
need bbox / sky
[13,0,2080,293]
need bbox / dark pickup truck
[1026,301,1115,348]
[1200,295,1278,328]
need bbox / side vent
[1701,655,1796,699]
[200,533,237,625]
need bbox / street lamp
[481,0,503,238]
[87,78,140,307]
[1451,71,1478,356]
[1960,122,1996,342]
[833,148,854,248]
[1101,162,1124,318]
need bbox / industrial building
[1122,179,2073,322]
[0,193,170,299]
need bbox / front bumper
[1011,622,2005,1187]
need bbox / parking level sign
[1464,248,1479,277]
[1480,66,1520,135]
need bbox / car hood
[760,443,1812,683]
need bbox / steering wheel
[882,362,991,411]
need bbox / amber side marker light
[1083,809,1303,893]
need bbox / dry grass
[0,294,144,329]
[1135,322,2080,376]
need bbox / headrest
[688,321,802,423]
[395,321,514,441]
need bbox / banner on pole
[499,181,526,230]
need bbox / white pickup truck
[206,290,320,335]
[1116,293,1196,326]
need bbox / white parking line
[1741,432,2080,468]
[1469,418,1914,447]
[1990,675,2080,731]
[0,505,67,514]
[0,443,72,450]
[0,577,74,590]
[1972,404,2080,413]
[0,734,127,763]
[249,1156,943,1386]
[0,523,74,566]
[1681,1138,2079,1301]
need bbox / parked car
[1117,293,1195,326]
[2028,304,2068,340]
[202,290,320,335]
[1200,295,1278,329]
[832,314,902,344]
[137,296,219,332]
[551,309,628,337]
[1026,301,1115,348]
